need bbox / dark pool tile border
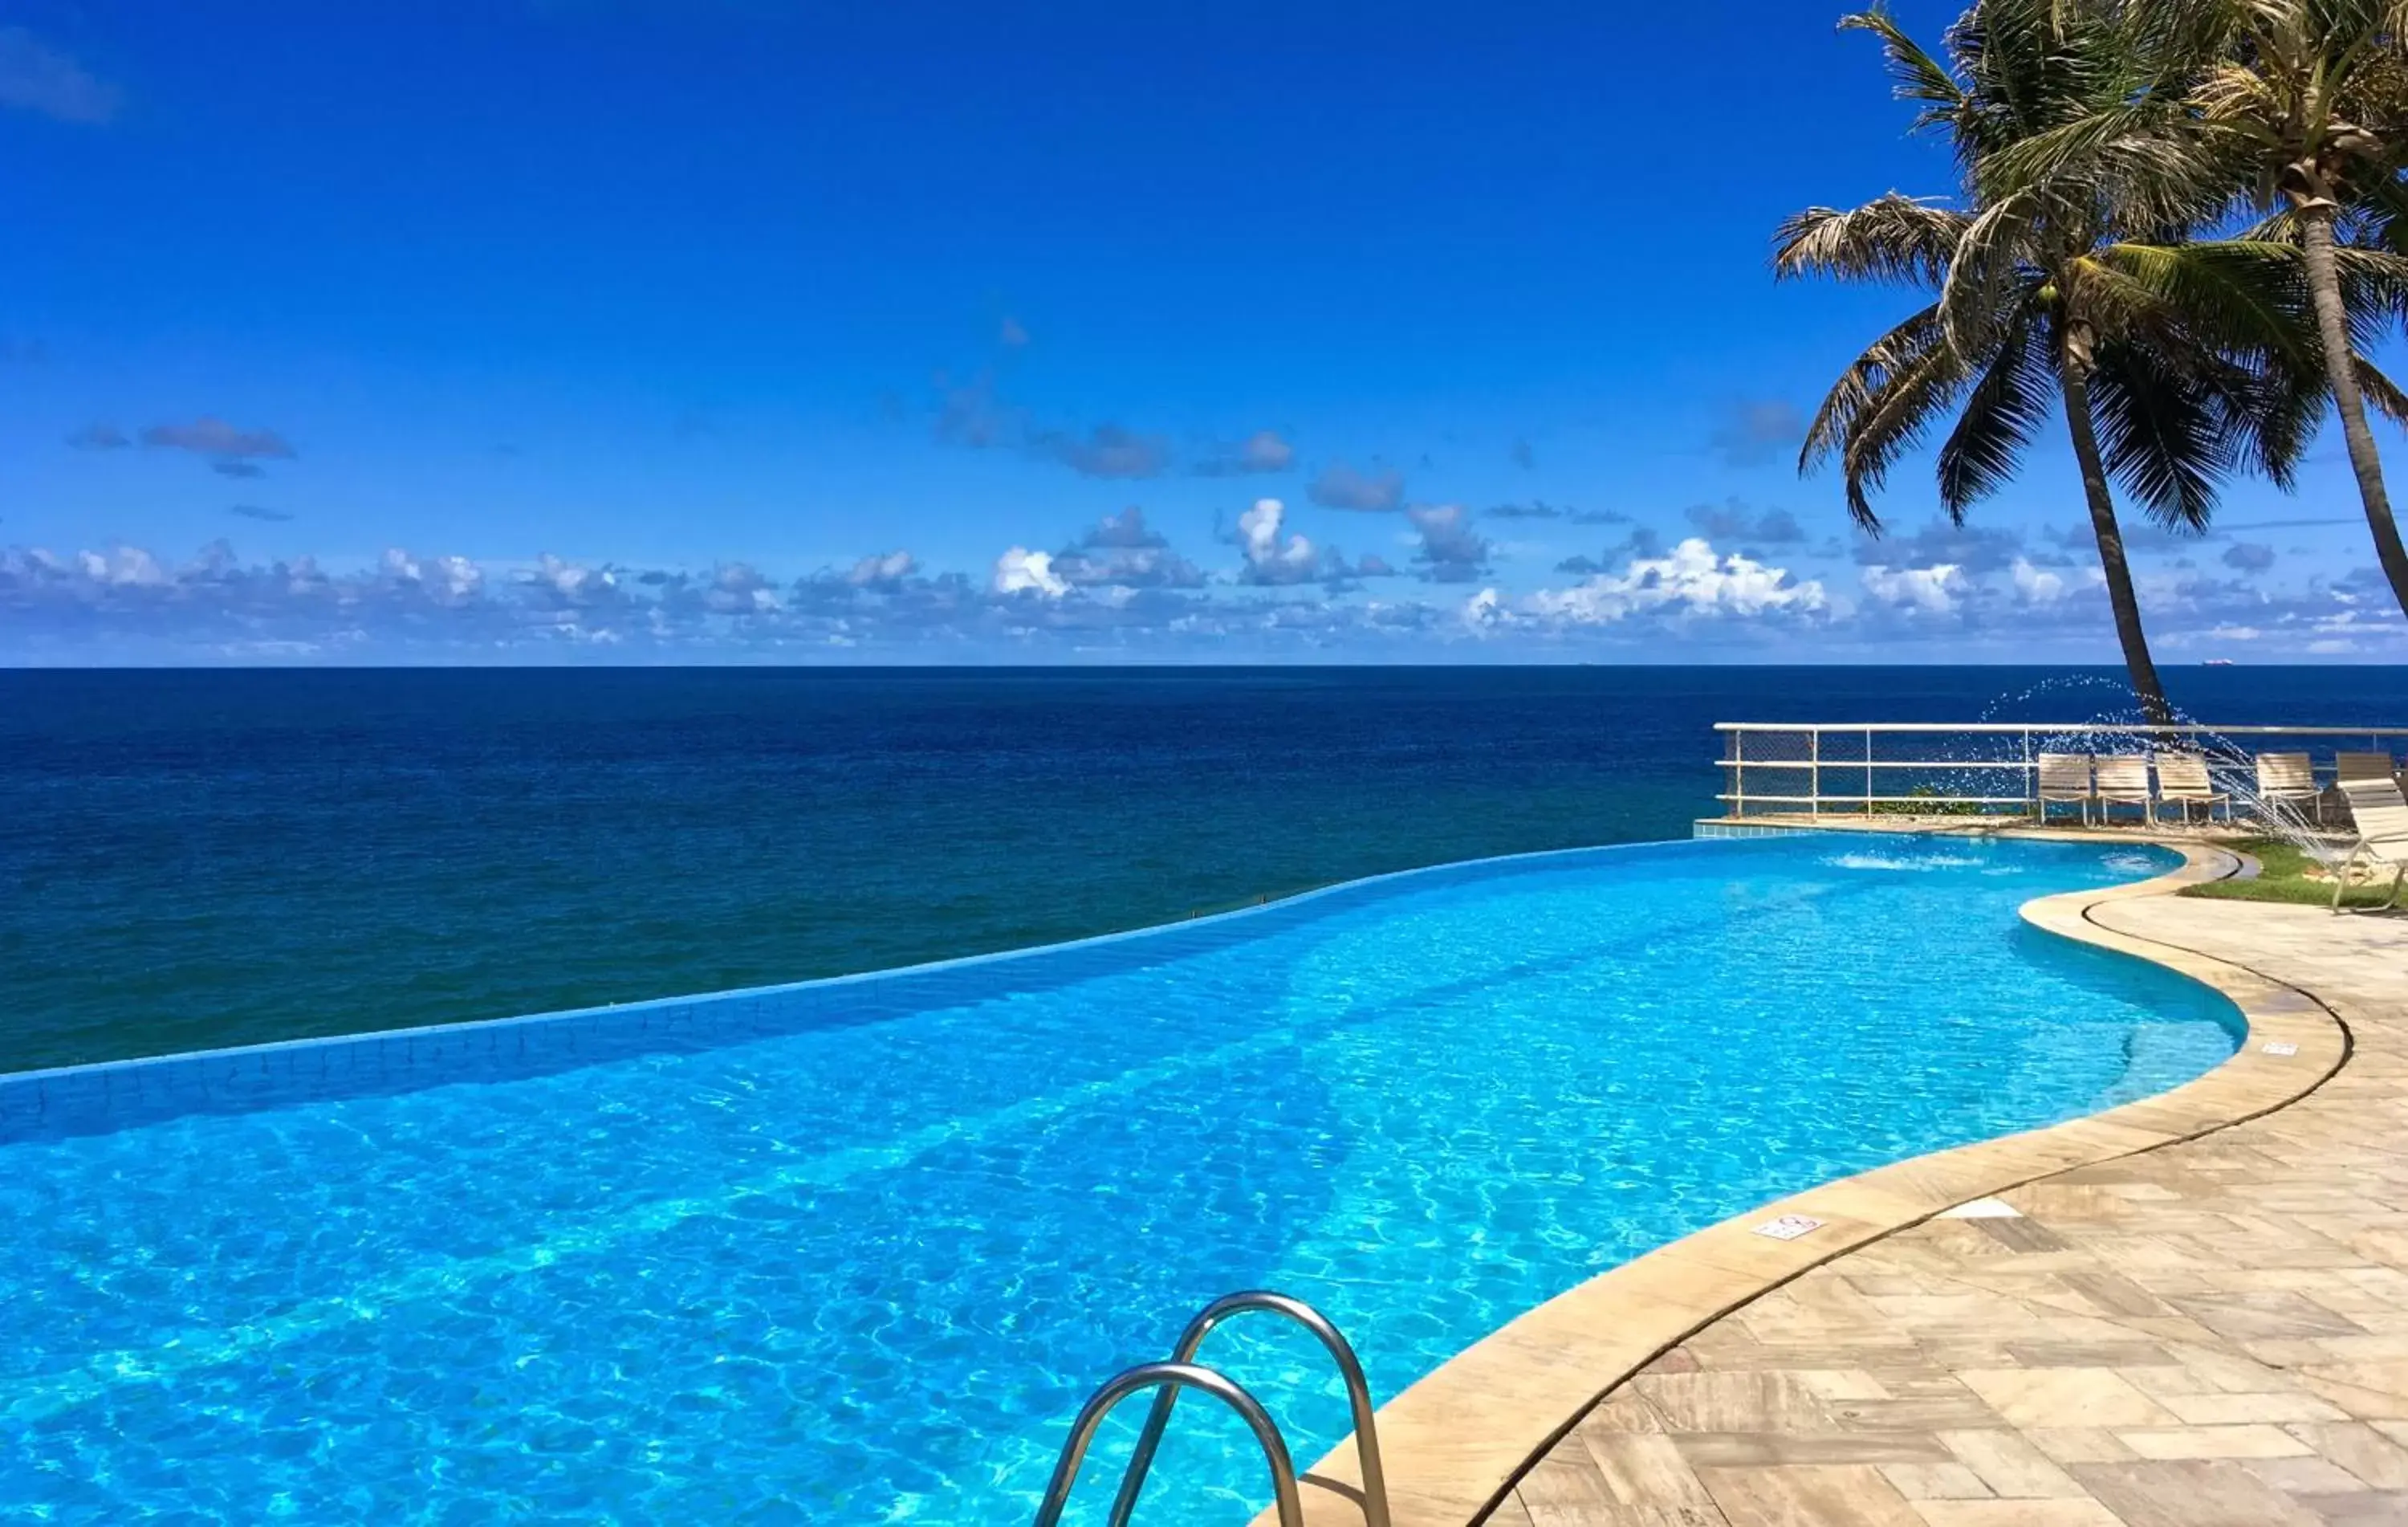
[2,833,1841,1143]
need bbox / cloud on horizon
[1051,507,1208,589]
[1481,536,1827,633]
[4,514,2396,662]
[1226,497,1389,588]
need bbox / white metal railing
[1715,722,2408,819]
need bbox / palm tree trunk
[2058,366,2174,727]
[2300,205,2408,622]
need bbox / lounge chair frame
[2153,751,2229,827]
[2332,778,2408,915]
[2093,755,2153,827]
[2252,751,2323,829]
[2035,752,2093,826]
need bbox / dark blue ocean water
[4,665,2403,1072]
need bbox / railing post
[1733,729,1747,818]
[2023,727,2035,818]
[1809,727,1821,819]
[1864,727,1874,817]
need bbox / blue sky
[3,0,2403,662]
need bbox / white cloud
[1519,537,1827,625]
[848,550,917,588]
[384,548,483,603]
[2010,557,2065,605]
[1861,562,1965,614]
[992,546,1071,598]
[1234,498,1321,585]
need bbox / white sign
[2262,1040,2300,1057]
[1752,1214,1824,1241]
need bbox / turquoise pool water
[0,835,2239,1525]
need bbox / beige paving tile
[1934,1431,2085,1499]
[2236,1454,2371,1494]
[2286,1420,2408,1488]
[1693,1464,1928,1526]
[2110,1424,2312,1460]
[1953,1370,2180,1430]
[1907,1503,2125,1526]
[1572,1431,1718,1512]
[2066,1460,2330,1526]
[1878,1461,1994,1500]
[2156,1391,2348,1425]
[1633,1373,1838,1434]
[1674,1433,1954,1468]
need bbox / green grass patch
[2182,837,2403,910]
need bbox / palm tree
[2007,0,2408,620]
[1783,0,2339,724]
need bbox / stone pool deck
[1267,842,2408,1527]
[1490,896,2408,1527]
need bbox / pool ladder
[1030,1290,1393,1527]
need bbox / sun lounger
[2332,777,2408,913]
[2253,751,2321,826]
[2093,755,2152,825]
[2337,751,2404,792]
[2154,751,2227,825]
[2036,751,2094,825]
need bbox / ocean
[6,664,2404,1072]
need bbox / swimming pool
[0,835,2239,1525]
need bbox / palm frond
[2092,238,2319,370]
[1937,307,2056,514]
[2086,341,2241,528]
[2331,243,2408,332]
[2355,354,2408,426]
[1773,197,1971,287]
[1835,340,1971,531]
[1800,303,1950,470]
[1939,193,2038,352]
[1839,7,1968,132]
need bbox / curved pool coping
[1257,834,2353,1527]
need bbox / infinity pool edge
[2,835,1780,1138]
[1260,833,2352,1527]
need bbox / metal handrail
[1715,722,2408,735]
[1030,1362,1304,1527]
[1107,1291,1391,1527]
[1712,720,2405,821]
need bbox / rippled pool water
[0,835,2239,1525]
